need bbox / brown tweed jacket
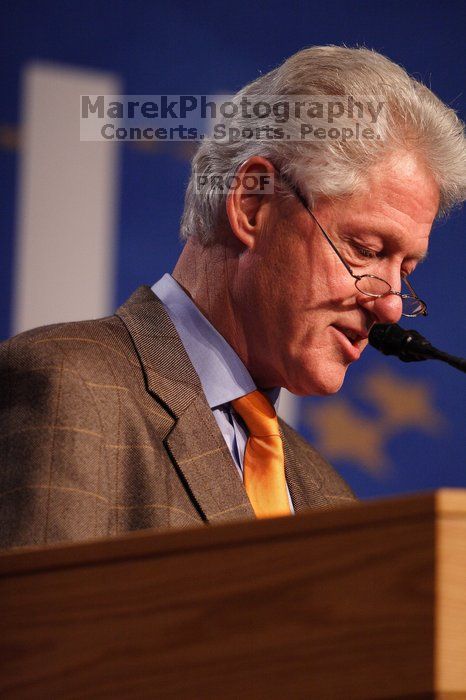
[0,286,355,549]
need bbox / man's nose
[358,291,403,324]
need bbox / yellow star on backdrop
[307,398,389,475]
[305,367,446,478]
[360,369,444,433]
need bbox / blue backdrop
[1,0,464,498]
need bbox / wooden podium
[1,490,465,699]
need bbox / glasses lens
[355,275,391,297]
[401,296,427,317]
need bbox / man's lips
[331,324,369,359]
[333,324,369,343]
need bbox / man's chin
[284,363,348,397]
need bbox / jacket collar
[117,286,202,418]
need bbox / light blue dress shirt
[151,274,294,512]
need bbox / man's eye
[353,244,377,259]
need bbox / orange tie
[231,390,291,519]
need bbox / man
[0,46,464,549]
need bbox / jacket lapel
[117,286,254,524]
[166,397,255,523]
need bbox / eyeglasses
[276,170,428,318]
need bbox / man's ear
[225,157,276,249]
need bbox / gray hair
[180,45,466,243]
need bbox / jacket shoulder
[0,313,145,454]
[0,314,134,371]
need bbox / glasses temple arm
[276,166,357,277]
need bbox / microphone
[369,324,466,373]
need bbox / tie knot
[231,390,279,438]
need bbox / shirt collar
[151,274,279,410]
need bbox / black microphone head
[369,323,431,362]
[369,323,405,355]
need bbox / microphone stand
[422,346,466,373]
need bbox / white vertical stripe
[14,63,121,334]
